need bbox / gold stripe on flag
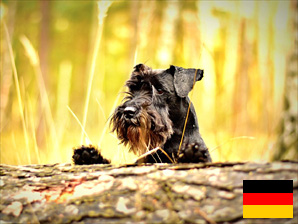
[243,205,293,218]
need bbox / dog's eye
[157,88,164,95]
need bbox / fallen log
[0,161,297,223]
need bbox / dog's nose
[124,106,137,118]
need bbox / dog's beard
[111,108,173,156]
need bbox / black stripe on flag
[243,180,293,193]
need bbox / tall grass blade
[20,35,61,162]
[97,87,123,148]
[56,61,72,142]
[96,98,107,121]
[67,106,91,144]
[81,1,113,144]
[211,136,256,152]
[3,23,31,163]
[26,94,41,164]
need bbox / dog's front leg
[176,139,212,163]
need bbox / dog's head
[126,64,204,98]
[110,64,204,155]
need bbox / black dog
[73,64,211,164]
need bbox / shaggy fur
[73,64,211,164]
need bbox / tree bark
[0,162,297,224]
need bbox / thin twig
[136,147,174,163]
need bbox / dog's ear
[168,65,204,98]
[134,64,151,73]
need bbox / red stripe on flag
[243,193,293,205]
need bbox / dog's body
[73,64,211,164]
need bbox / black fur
[73,64,211,164]
[72,145,110,165]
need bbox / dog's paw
[72,145,110,165]
[176,142,212,163]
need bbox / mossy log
[1,161,297,224]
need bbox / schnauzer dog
[73,64,211,164]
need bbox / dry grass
[3,23,30,163]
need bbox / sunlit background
[1,1,296,165]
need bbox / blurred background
[1,0,297,165]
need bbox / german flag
[243,180,293,218]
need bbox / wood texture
[1,161,297,223]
